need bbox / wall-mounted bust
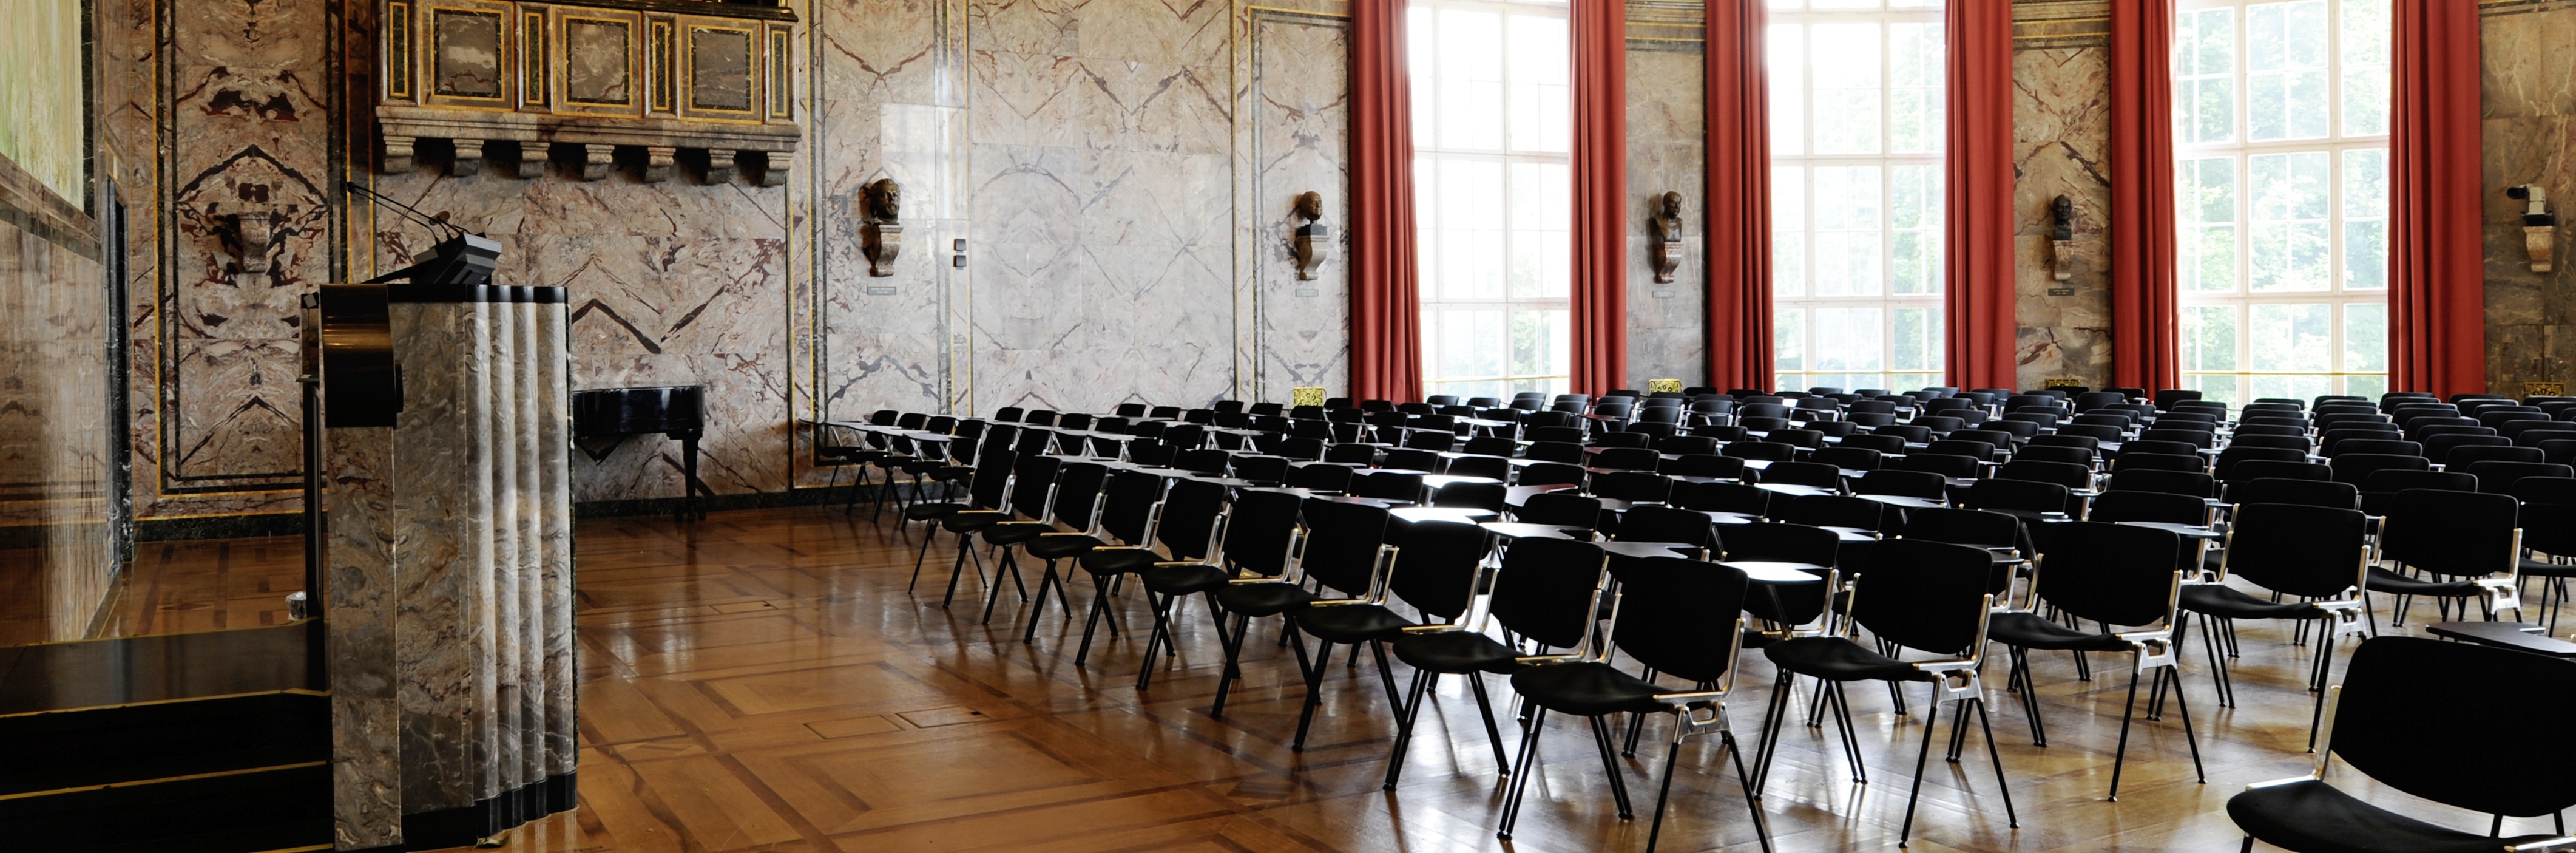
[864,178,901,222]
[1293,190,1323,223]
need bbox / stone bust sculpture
[864,178,901,222]
[1293,190,1323,223]
[1649,191,1685,283]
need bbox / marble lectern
[314,283,575,851]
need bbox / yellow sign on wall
[1646,378,1682,394]
[1290,386,1325,407]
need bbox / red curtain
[2389,0,2485,398]
[1703,0,1773,391]
[1349,2,1424,403]
[1944,0,2017,390]
[2108,0,2180,392]
[1569,0,1629,395]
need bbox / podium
[309,282,576,849]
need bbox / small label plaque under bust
[866,285,898,295]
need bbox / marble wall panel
[1237,5,1350,402]
[964,0,1238,415]
[1626,31,1708,386]
[2010,12,2112,391]
[145,0,333,517]
[0,208,115,647]
[2482,2,2576,393]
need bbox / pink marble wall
[2010,5,2112,390]
[2481,0,2576,393]
[1625,10,1708,386]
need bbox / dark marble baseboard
[134,485,858,542]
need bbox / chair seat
[1764,637,1932,682]
[2228,778,2562,853]
[1392,630,1522,675]
[903,501,967,521]
[985,522,1053,545]
[2180,585,2332,620]
[1295,603,1415,643]
[1988,612,2135,653]
[1509,661,1672,716]
[1214,581,1319,617]
[2520,556,2576,578]
[1142,563,1230,596]
[1025,534,1104,559]
[942,510,1010,533]
[1078,547,1160,576]
[2363,566,2483,597]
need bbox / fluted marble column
[327,285,575,851]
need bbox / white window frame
[1414,0,1572,401]
[1767,0,1947,395]
[2174,0,2389,406]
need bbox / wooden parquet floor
[102,505,2568,852]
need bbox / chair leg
[1896,688,1944,848]
[1382,668,1436,790]
[1467,673,1512,776]
[1021,559,1059,643]
[1726,730,1777,853]
[2308,633,2338,752]
[1135,592,1179,690]
[1496,707,1551,839]
[907,524,939,591]
[2168,666,2208,785]
[939,532,976,607]
[1645,722,1685,853]
[1826,682,1868,784]
[1972,696,2020,829]
[978,546,1023,624]
[1589,715,1634,820]
[2107,664,2144,801]
[1209,612,1253,718]
[1073,573,1116,667]
[1290,632,1326,752]
[1751,671,1796,794]
[2011,648,2049,746]
[1370,641,1404,715]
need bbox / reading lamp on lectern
[343,181,504,285]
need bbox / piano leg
[677,434,708,522]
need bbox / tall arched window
[1766,0,1946,393]
[2174,0,2390,405]
[1413,0,1572,401]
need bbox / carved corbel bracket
[640,146,677,183]
[450,138,487,177]
[704,149,738,185]
[580,144,616,182]
[506,141,545,180]
[384,135,418,174]
[755,151,789,188]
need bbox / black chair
[1501,558,1771,853]
[2461,460,2576,494]
[1518,461,1588,488]
[1201,497,1379,720]
[1752,539,2017,847]
[1524,440,1586,464]
[2088,489,2209,525]
[1666,454,1749,480]
[2114,452,2208,474]
[2108,468,2216,498]
[1520,491,1607,535]
[905,447,1019,601]
[1779,494,1893,532]
[1759,460,1844,490]
[2016,444,2097,468]
[1724,441,1797,461]
[2366,489,2522,629]
[1593,446,1663,472]
[1675,481,1774,517]
[1851,469,1947,501]
[1110,478,1239,687]
[2230,460,2333,483]
[2227,637,2576,853]
[1959,477,2074,520]
[1592,471,1675,504]
[1384,537,1607,787]
[1891,452,1981,480]
[1988,523,2205,799]
[2327,452,2427,485]
[1289,517,1488,752]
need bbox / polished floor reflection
[124,506,2554,852]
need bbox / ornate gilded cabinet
[378,0,800,183]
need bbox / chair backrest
[1285,461,1352,492]
[1383,447,1442,471]
[1525,439,1586,463]
[1488,538,1611,651]
[1217,488,1305,577]
[1922,438,1996,461]
[1388,520,1492,622]
[1175,448,1232,475]
[1874,423,1933,443]
[1759,460,1844,489]
[2328,438,2422,458]
[1049,462,1111,530]
[1960,477,2071,515]
[1610,558,1753,685]
[1152,478,1229,562]
[1851,469,1946,500]
[1716,521,1840,565]
[2222,502,2367,598]
[2328,452,2428,484]
[2114,451,2206,473]
[1518,461,1588,488]
[1351,470,1426,503]
[1617,505,1717,549]
[1998,459,2091,490]
[2461,460,2576,493]
[1780,494,1893,531]
[2085,490,2208,525]
[2379,489,2518,577]
[1445,454,1510,481]
[1592,447,1662,471]
[1723,441,1797,461]
[1591,471,1674,503]
[965,448,1020,511]
[2013,445,2094,467]
[1097,470,1168,545]
[2327,637,2576,819]
[1674,480,1774,516]
[1899,506,2020,549]
[2107,467,2216,498]
[2032,522,2182,627]
[1520,491,1605,530]
[1009,455,1064,520]
[1844,539,1996,655]
[1666,454,1749,480]
[2510,477,2576,557]
[2213,446,2306,480]
[1891,452,1981,479]
[1297,498,1393,596]
[1655,435,1722,455]
[2359,469,2476,496]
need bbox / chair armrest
[2504,837,2576,852]
[2242,774,2321,791]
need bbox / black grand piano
[572,385,711,521]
